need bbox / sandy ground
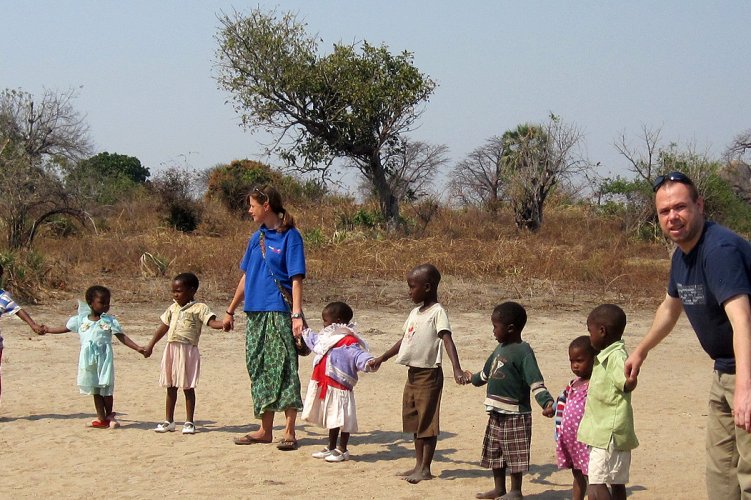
[0,295,710,499]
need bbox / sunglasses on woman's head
[253,188,268,202]
[652,171,694,192]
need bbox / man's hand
[624,349,646,383]
[734,385,751,432]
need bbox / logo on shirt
[490,355,506,380]
[404,324,415,341]
[268,245,282,254]
[677,283,705,306]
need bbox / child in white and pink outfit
[301,301,374,462]
[554,335,595,500]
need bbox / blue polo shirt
[668,221,751,373]
[240,225,306,313]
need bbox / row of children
[0,271,224,433]
[0,262,637,500]
[359,264,638,500]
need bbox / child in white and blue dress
[0,263,44,401]
[301,301,375,462]
[44,285,145,428]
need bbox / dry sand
[1,293,710,499]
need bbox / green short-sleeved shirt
[577,339,639,450]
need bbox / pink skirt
[159,342,200,389]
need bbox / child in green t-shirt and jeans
[464,301,555,500]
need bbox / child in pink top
[554,336,595,500]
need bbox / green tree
[80,151,149,183]
[0,88,92,249]
[66,151,150,204]
[214,8,436,226]
[610,126,751,238]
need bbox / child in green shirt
[464,302,554,500]
[577,304,638,500]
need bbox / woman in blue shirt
[224,185,306,450]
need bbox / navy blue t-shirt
[240,225,306,313]
[668,221,751,373]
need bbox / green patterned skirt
[245,312,302,418]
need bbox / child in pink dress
[554,335,595,500]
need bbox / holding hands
[542,401,555,418]
[453,367,468,385]
[223,312,235,332]
[366,357,383,372]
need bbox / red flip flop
[88,419,109,429]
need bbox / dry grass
[24,195,670,312]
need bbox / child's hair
[492,301,528,331]
[569,335,596,357]
[174,272,199,290]
[0,263,4,277]
[85,285,111,304]
[249,185,296,230]
[588,304,627,340]
[409,263,441,288]
[323,301,354,324]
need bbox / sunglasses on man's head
[652,171,694,192]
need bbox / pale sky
[2,1,749,192]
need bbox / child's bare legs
[476,467,506,499]
[103,395,113,416]
[328,427,340,450]
[327,427,350,451]
[588,483,625,500]
[93,395,108,422]
[184,388,195,422]
[0,348,3,401]
[165,387,178,422]
[502,472,523,499]
[339,431,350,451]
[572,469,587,500]
[398,435,436,484]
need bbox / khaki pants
[707,371,751,499]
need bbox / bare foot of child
[396,468,416,477]
[403,468,433,484]
[498,490,523,499]
[476,489,503,499]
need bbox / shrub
[0,250,48,302]
[205,160,280,214]
[302,227,327,248]
[167,200,201,233]
[205,159,328,214]
[151,166,202,233]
